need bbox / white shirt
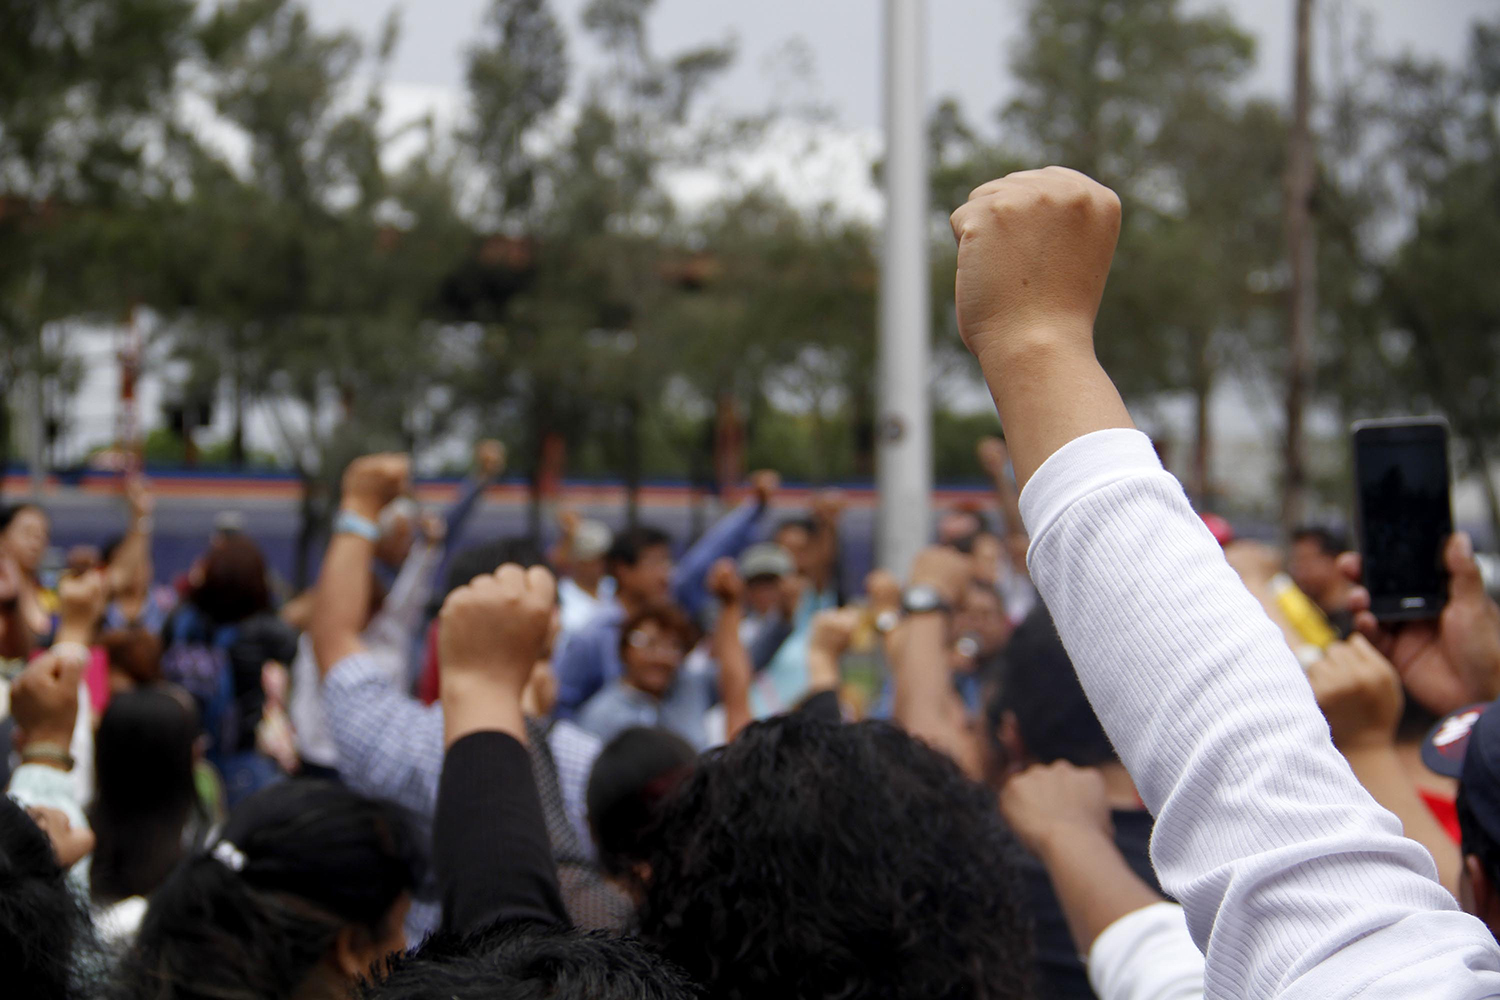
[292,541,440,768]
[559,576,617,638]
[1023,428,1500,999]
[1090,902,1205,1000]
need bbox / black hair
[0,502,45,534]
[118,779,418,1000]
[1458,784,1500,896]
[607,527,674,571]
[586,727,697,884]
[89,686,205,905]
[362,919,700,1000]
[0,797,100,1000]
[617,603,698,662]
[638,713,1031,1000]
[992,604,1117,768]
[1291,526,1348,557]
[430,537,549,618]
[192,534,271,624]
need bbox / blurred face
[746,576,783,617]
[622,619,686,698]
[617,544,674,604]
[955,585,1011,660]
[775,525,815,578]
[1289,538,1340,606]
[3,508,48,575]
[937,510,982,547]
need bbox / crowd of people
[4,166,1500,998]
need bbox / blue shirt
[576,672,717,751]
[555,501,768,716]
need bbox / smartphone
[1352,417,1453,621]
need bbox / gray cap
[573,519,614,562]
[213,510,246,535]
[739,542,794,581]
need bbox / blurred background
[4,0,1500,584]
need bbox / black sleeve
[749,617,795,671]
[434,731,571,936]
[795,689,842,725]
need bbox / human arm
[671,471,778,619]
[366,536,442,652]
[311,454,409,674]
[433,562,567,934]
[957,168,1500,995]
[978,437,1028,570]
[806,491,845,595]
[433,440,506,586]
[1088,903,1207,1000]
[707,559,753,742]
[889,547,984,780]
[105,476,153,601]
[1309,636,1462,896]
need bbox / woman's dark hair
[118,779,418,1000]
[616,604,697,661]
[0,502,45,534]
[89,687,204,904]
[638,713,1031,1000]
[586,727,697,884]
[364,920,700,1000]
[0,797,99,1000]
[192,535,271,624]
[101,627,164,687]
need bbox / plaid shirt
[322,651,603,936]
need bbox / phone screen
[1354,420,1452,620]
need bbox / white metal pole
[877,0,932,575]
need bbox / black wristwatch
[901,585,951,617]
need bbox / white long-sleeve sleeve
[1089,902,1204,1000]
[1021,428,1500,1000]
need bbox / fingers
[524,564,557,607]
[1336,550,1363,584]
[1447,532,1487,603]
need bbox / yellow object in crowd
[1270,573,1338,651]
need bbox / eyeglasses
[627,631,685,656]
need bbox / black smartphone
[1352,417,1453,622]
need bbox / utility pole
[877,0,932,575]
[1283,0,1317,532]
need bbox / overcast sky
[300,0,1494,131]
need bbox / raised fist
[438,564,557,696]
[10,652,83,750]
[342,454,410,521]
[999,761,1113,858]
[57,570,106,636]
[125,474,155,522]
[1308,635,1404,753]
[475,439,507,480]
[707,557,745,606]
[909,546,974,608]
[809,607,861,660]
[750,470,781,506]
[420,512,447,546]
[950,167,1121,365]
[811,490,846,525]
[865,569,902,618]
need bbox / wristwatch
[874,609,903,635]
[901,585,951,617]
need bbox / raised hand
[1339,534,1500,714]
[475,439,507,480]
[999,761,1114,859]
[707,557,745,607]
[1308,637,1404,753]
[751,469,781,507]
[811,490,845,526]
[341,453,410,522]
[125,474,154,522]
[56,569,106,643]
[865,569,902,619]
[809,607,861,661]
[908,545,974,608]
[10,652,83,751]
[950,167,1121,366]
[420,512,448,546]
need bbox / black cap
[1422,701,1500,844]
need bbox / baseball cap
[739,543,794,582]
[1200,513,1235,547]
[573,520,614,562]
[1422,701,1500,839]
[213,510,246,535]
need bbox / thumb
[1447,533,1486,603]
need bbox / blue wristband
[334,509,380,542]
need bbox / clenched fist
[707,557,745,606]
[475,439,507,480]
[751,470,781,507]
[342,453,410,522]
[1308,636,1404,753]
[10,653,83,750]
[57,569,106,642]
[999,761,1113,859]
[439,564,557,697]
[950,167,1121,366]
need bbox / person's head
[374,497,419,568]
[1422,701,1500,937]
[738,543,795,617]
[89,686,202,904]
[773,518,822,579]
[638,714,1031,1000]
[607,527,675,606]
[1289,526,1348,607]
[991,605,1116,776]
[571,519,614,591]
[586,727,697,900]
[120,779,418,1000]
[618,605,695,699]
[955,582,1011,667]
[192,533,271,624]
[0,503,49,576]
[101,626,164,693]
[0,796,99,1000]
[937,506,991,551]
[434,537,549,615]
[361,921,699,1000]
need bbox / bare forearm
[1343,745,1461,896]
[715,606,753,741]
[1038,825,1168,954]
[312,533,374,674]
[890,615,982,778]
[976,341,1133,491]
[442,678,527,750]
